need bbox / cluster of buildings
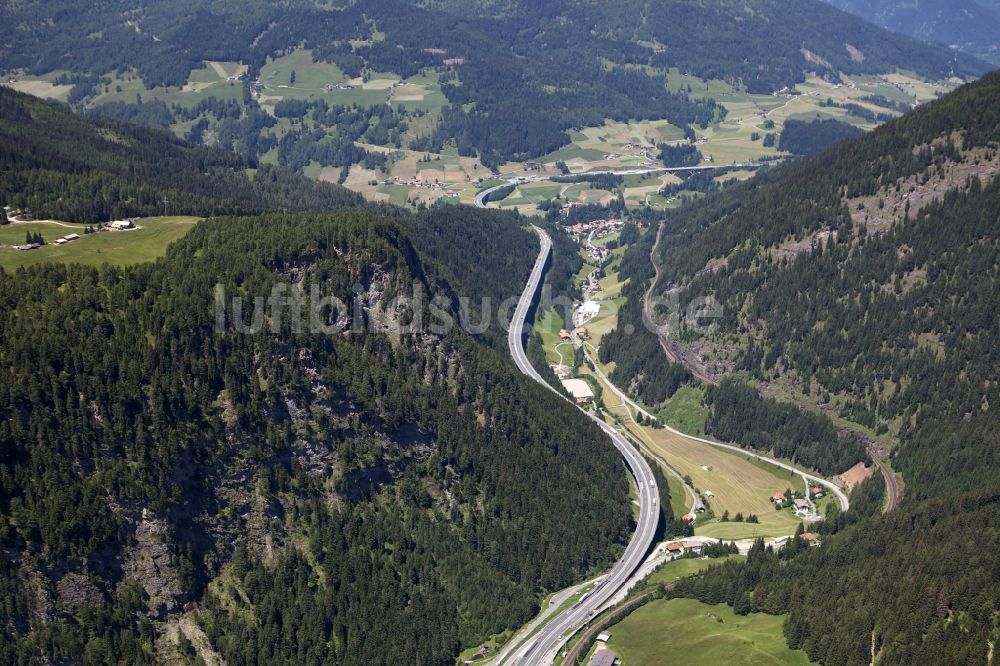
[387,178,459,198]
[567,218,624,240]
[10,218,137,252]
[771,490,822,518]
[663,539,708,556]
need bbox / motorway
[502,226,660,665]
[581,342,849,512]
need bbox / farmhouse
[793,499,811,514]
[682,539,704,554]
[704,490,714,498]
[559,329,572,341]
[561,378,595,404]
[665,542,683,554]
[17,243,40,251]
[811,486,824,498]
[596,632,612,643]
[681,513,696,522]
[109,219,134,230]
[63,233,79,241]
[575,326,588,339]
[771,492,786,503]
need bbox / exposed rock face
[123,511,184,618]
[56,571,104,613]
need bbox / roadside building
[793,499,811,514]
[559,329,572,341]
[575,326,588,339]
[665,542,683,554]
[596,632,612,643]
[17,243,40,251]
[682,540,703,554]
[681,513,696,522]
[811,486,824,498]
[109,219,134,230]
[694,499,706,512]
[63,233,79,241]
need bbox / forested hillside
[633,71,1000,664]
[0,87,361,223]
[0,212,634,664]
[824,0,1000,65]
[0,0,984,169]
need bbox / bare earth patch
[838,461,874,491]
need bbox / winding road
[501,226,660,665]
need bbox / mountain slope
[824,0,1000,64]
[0,86,362,223]
[0,0,987,170]
[0,85,638,663]
[0,212,636,664]
[623,70,1000,664]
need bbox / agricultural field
[3,72,73,102]
[343,145,484,207]
[628,423,805,539]
[602,598,813,666]
[87,63,247,110]
[0,217,200,271]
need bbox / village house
[681,539,703,554]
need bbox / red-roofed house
[772,492,785,503]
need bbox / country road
[638,223,849,511]
[474,162,773,210]
[580,342,850,512]
[501,226,660,665]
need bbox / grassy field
[5,74,73,102]
[535,307,568,366]
[656,384,709,436]
[603,598,813,665]
[628,424,803,538]
[645,555,742,587]
[0,217,200,270]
